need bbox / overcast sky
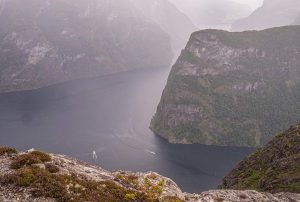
[231,0,264,10]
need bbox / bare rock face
[0,148,299,202]
[0,0,173,93]
[151,26,300,147]
[231,0,300,31]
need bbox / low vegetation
[45,163,60,173]
[10,150,51,169]
[0,150,174,201]
[0,146,17,156]
[221,124,300,193]
[161,196,184,202]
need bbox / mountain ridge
[231,0,300,31]
[0,0,173,93]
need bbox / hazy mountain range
[0,0,195,93]
[169,0,253,30]
[295,15,300,25]
[132,0,196,50]
[231,0,300,31]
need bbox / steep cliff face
[0,0,172,93]
[221,123,300,193]
[132,0,196,51]
[151,26,300,147]
[231,0,300,31]
[0,147,299,201]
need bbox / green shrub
[30,151,52,162]
[17,168,36,187]
[10,151,52,169]
[115,173,139,188]
[124,193,137,201]
[1,166,154,202]
[10,154,42,169]
[45,163,59,173]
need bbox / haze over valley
[0,0,300,201]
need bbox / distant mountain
[169,0,252,30]
[221,123,300,193]
[132,0,196,50]
[0,0,173,93]
[232,0,300,31]
[151,26,300,147]
[295,15,300,25]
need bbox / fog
[168,0,263,29]
[229,0,263,9]
[231,0,300,31]
[0,0,299,196]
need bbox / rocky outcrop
[151,26,300,147]
[231,0,300,31]
[0,0,173,93]
[0,147,299,202]
[0,148,184,202]
[221,123,300,193]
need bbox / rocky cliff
[151,26,300,147]
[231,0,300,31]
[221,123,300,193]
[0,0,173,93]
[0,147,299,202]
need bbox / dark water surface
[0,68,254,193]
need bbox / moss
[124,193,137,201]
[242,170,262,189]
[2,161,160,201]
[2,166,151,202]
[115,173,139,188]
[17,168,36,187]
[143,177,164,201]
[0,146,17,156]
[279,183,300,192]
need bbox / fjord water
[0,68,253,193]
